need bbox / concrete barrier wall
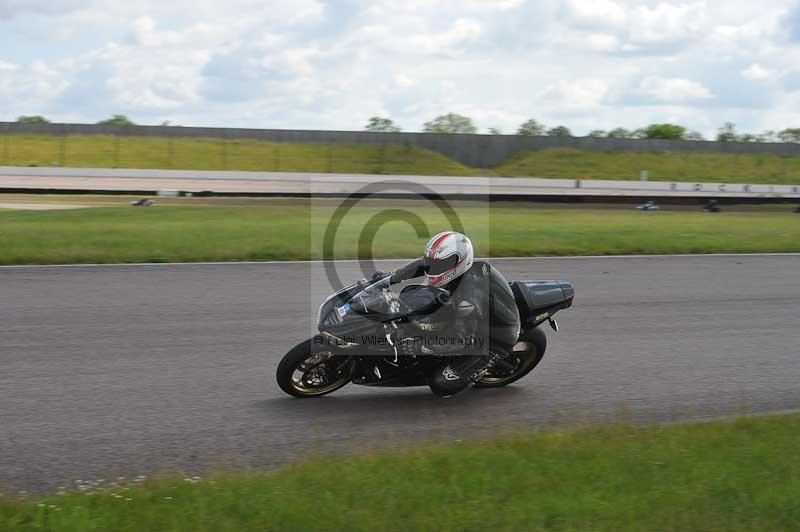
[4,122,800,168]
[2,166,798,198]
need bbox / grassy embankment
[496,147,800,184]
[0,135,478,176]
[0,201,798,264]
[3,135,800,183]
[2,414,799,531]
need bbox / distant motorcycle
[276,275,574,397]
[636,201,659,211]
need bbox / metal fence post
[1,124,9,165]
[167,131,175,168]
[379,139,387,174]
[221,132,229,170]
[58,127,67,167]
[113,134,121,168]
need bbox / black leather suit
[389,259,521,396]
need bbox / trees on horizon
[16,115,50,124]
[11,111,800,143]
[97,115,136,126]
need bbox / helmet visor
[424,254,459,276]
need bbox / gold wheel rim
[290,352,350,395]
[478,341,531,385]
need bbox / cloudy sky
[2,0,800,136]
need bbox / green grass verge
[2,414,800,531]
[496,147,800,184]
[0,202,798,264]
[0,135,478,176]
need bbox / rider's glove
[388,324,423,357]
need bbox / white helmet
[423,231,474,288]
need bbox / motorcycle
[276,273,574,397]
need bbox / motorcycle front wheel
[276,337,354,398]
[474,327,546,388]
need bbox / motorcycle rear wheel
[474,327,546,388]
[276,337,354,398]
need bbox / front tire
[474,327,546,388]
[276,338,353,398]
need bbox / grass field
[0,199,798,264]
[497,147,800,184]
[2,414,799,531]
[0,135,479,176]
[4,135,800,184]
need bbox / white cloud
[539,79,611,110]
[0,0,83,19]
[429,18,483,50]
[131,16,183,47]
[560,0,707,52]
[637,76,714,102]
[562,0,627,29]
[81,17,233,109]
[351,17,483,58]
[0,60,69,112]
[626,2,706,47]
[393,74,416,89]
[281,46,322,78]
[741,63,772,81]
[583,33,622,52]
[481,0,525,10]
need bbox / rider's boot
[428,351,503,397]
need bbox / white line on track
[1,253,799,269]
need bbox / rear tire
[474,327,546,388]
[276,337,353,398]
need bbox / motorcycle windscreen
[346,277,408,317]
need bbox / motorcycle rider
[384,231,521,397]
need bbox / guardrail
[1,166,799,199]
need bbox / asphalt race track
[2,255,799,492]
